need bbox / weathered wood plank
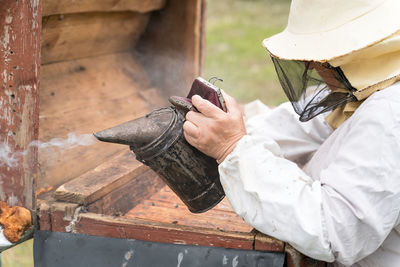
[127,201,252,232]
[0,0,41,210]
[75,212,255,250]
[41,12,150,64]
[39,53,166,189]
[37,200,51,231]
[87,169,165,216]
[49,201,80,233]
[54,150,149,205]
[126,186,253,233]
[40,199,255,250]
[254,231,285,252]
[42,0,167,16]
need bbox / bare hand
[183,91,246,163]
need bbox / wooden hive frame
[38,0,203,190]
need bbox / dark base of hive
[34,230,285,267]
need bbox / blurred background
[1,0,289,265]
[204,0,290,105]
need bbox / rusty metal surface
[0,0,41,210]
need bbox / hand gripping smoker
[94,77,226,213]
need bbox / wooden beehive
[0,0,325,266]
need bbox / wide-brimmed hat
[263,0,400,62]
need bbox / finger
[192,95,224,118]
[221,90,241,116]
[186,110,207,126]
[183,129,198,147]
[183,120,199,139]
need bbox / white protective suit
[219,82,400,266]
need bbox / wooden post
[0,0,41,210]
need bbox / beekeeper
[183,0,400,266]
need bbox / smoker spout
[94,118,159,148]
[93,121,138,146]
[94,109,175,149]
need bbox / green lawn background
[204,0,290,105]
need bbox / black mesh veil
[271,57,357,121]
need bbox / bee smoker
[94,77,226,213]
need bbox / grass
[204,0,290,105]
[1,1,290,265]
[2,239,33,267]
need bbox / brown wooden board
[74,213,255,250]
[126,186,253,233]
[49,202,81,233]
[0,0,41,210]
[38,201,254,249]
[42,0,167,16]
[41,12,150,64]
[39,52,166,189]
[37,200,51,231]
[38,200,282,252]
[54,150,149,205]
[87,169,165,216]
[254,231,285,252]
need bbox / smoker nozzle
[93,120,140,147]
[94,109,175,149]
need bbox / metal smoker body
[94,107,225,213]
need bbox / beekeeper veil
[270,58,357,122]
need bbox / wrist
[216,135,244,164]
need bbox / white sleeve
[244,102,333,166]
[219,93,400,265]
[219,134,335,262]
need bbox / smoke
[29,133,96,150]
[0,143,19,168]
[0,133,96,168]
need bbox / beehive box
[0,0,325,266]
